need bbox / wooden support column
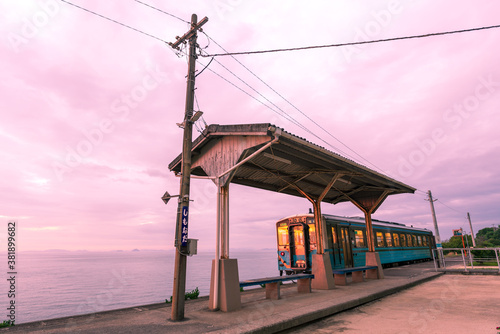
[365,210,375,252]
[220,185,229,259]
[348,190,391,279]
[312,200,323,254]
[209,180,240,311]
[305,174,340,290]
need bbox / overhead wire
[436,199,466,215]
[199,60,303,128]
[201,23,500,57]
[125,1,392,168]
[203,32,386,172]
[198,51,358,159]
[60,0,170,44]
[133,0,190,24]
[60,0,488,211]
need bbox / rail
[432,247,500,273]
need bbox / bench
[239,273,314,300]
[332,266,378,285]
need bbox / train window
[400,233,406,247]
[412,235,417,247]
[376,232,384,247]
[393,233,400,247]
[294,229,304,245]
[308,224,317,244]
[278,226,289,245]
[406,234,412,247]
[417,235,422,246]
[354,230,365,248]
[331,227,338,244]
[385,232,393,247]
[423,236,428,246]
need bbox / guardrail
[432,248,500,273]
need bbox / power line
[200,53,359,159]
[55,2,400,175]
[203,33,385,172]
[133,0,190,24]
[201,23,500,57]
[201,59,306,129]
[198,57,322,140]
[436,199,465,215]
[60,0,170,44]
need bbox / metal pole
[467,212,476,247]
[461,249,467,271]
[170,14,208,321]
[431,249,437,272]
[427,190,443,266]
[468,245,474,269]
[495,249,500,274]
[460,228,466,256]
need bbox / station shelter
[168,123,415,311]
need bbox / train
[276,214,434,275]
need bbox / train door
[331,226,342,268]
[340,226,353,268]
[288,224,309,270]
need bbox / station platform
[6,262,442,334]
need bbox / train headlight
[280,252,285,256]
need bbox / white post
[495,248,500,274]
[461,249,467,272]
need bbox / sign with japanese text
[181,206,189,246]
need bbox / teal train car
[276,214,434,275]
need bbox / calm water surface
[2,249,278,324]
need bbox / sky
[1,0,499,252]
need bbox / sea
[2,249,278,324]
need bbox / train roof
[279,213,432,233]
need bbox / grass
[470,261,498,266]
[166,287,200,303]
[0,320,14,328]
[185,287,200,300]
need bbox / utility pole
[467,212,476,247]
[169,14,208,322]
[426,190,443,266]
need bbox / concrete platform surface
[2,262,444,334]
[285,274,500,334]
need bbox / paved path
[285,274,500,334]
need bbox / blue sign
[181,206,189,246]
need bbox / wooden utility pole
[426,190,443,266]
[467,212,476,247]
[169,13,208,322]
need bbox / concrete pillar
[209,259,241,311]
[311,253,335,290]
[365,252,384,279]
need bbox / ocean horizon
[2,249,278,324]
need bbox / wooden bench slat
[239,274,314,287]
[332,266,377,274]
